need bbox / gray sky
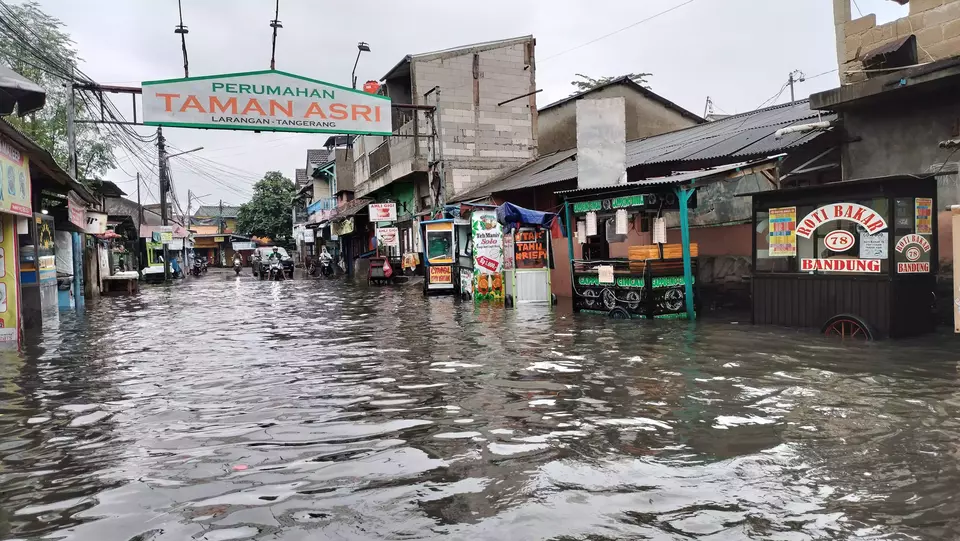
[36,0,908,211]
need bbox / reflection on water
[2,274,960,540]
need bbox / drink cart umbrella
[497,202,561,234]
[495,202,559,306]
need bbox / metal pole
[789,73,795,103]
[136,172,142,279]
[676,186,697,320]
[270,0,280,70]
[158,127,171,282]
[352,49,361,89]
[66,65,77,179]
[564,199,575,305]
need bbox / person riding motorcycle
[318,246,334,277]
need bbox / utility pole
[702,96,712,119]
[269,0,281,70]
[157,127,171,282]
[175,0,190,78]
[218,200,224,234]
[788,70,805,103]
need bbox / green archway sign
[141,70,392,135]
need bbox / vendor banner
[0,215,19,347]
[376,226,400,251]
[67,191,86,229]
[514,228,548,269]
[0,134,32,217]
[369,203,397,222]
[471,210,504,302]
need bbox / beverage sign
[369,203,397,222]
[768,206,796,257]
[801,258,881,273]
[915,198,933,235]
[514,228,548,269]
[471,210,504,301]
[85,211,107,235]
[796,203,887,238]
[429,265,452,284]
[142,70,392,135]
[895,233,932,274]
[0,134,32,217]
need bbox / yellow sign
[214,236,225,243]
[0,215,19,346]
[430,265,452,284]
[768,206,796,257]
[0,135,32,217]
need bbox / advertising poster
[429,265,452,284]
[915,197,933,235]
[471,210,504,302]
[0,215,19,346]
[895,233,932,274]
[459,268,474,297]
[768,206,796,257]
[369,203,397,222]
[514,228,548,269]
[0,135,32,217]
[502,232,515,271]
[376,226,400,251]
[859,231,888,259]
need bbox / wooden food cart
[421,219,459,296]
[749,175,938,339]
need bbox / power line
[540,0,696,62]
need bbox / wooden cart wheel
[821,314,875,341]
[581,288,599,308]
[608,307,631,320]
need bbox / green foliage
[236,171,296,242]
[0,1,115,179]
[570,73,652,96]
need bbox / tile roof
[194,205,240,218]
[306,148,332,166]
[295,168,308,187]
[453,100,834,201]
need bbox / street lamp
[352,42,371,89]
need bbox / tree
[0,1,115,179]
[236,172,296,244]
[570,73,652,96]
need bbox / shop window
[755,211,791,272]
[796,197,889,274]
[583,237,609,261]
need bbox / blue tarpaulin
[496,203,560,233]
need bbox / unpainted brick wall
[834,0,960,83]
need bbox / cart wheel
[505,294,514,308]
[608,307,631,320]
[821,314,875,341]
[624,290,642,310]
[581,288,599,308]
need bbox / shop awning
[0,65,45,116]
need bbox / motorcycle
[233,256,242,276]
[320,258,333,277]
[191,259,203,276]
[268,260,285,281]
[200,257,209,274]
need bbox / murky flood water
[3,273,960,540]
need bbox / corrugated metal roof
[452,100,833,201]
[556,160,771,194]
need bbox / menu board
[768,207,797,257]
[915,198,933,235]
[514,228,548,269]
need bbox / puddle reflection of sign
[515,229,548,269]
[430,265,452,284]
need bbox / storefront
[750,175,938,339]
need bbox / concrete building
[352,35,538,209]
[833,0,960,83]
[537,76,703,156]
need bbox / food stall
[562,185,700,320]
[421,219,458,295]
[497,203,558,307]
[749,174,938,340]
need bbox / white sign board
[303,228,315,243]
[84,211,107,235]
[376,226,400,250]
[141,70,392,135]
[859,231,888,259]
[232,241,256,251]
[369,202,397,222]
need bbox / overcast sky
[35,0,908,211]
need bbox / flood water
[3,273,960,540]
